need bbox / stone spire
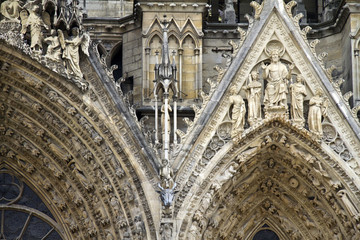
[154,16,178,213]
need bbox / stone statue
[44,29,62,62]
[244,71,262,126]
[20,5,49,52]
[290,74,307,127]
[160,223,172,240]
[262,42,293,108]
[61,27,90,79]
[223,0,235,24]
[161,103,172,136]
[337,189,359,218]
[229,86,246,137]
[159,158,174,189]
[308,89,328,136]
[212,162,239,190]
[134,215,146,240]
[1,0,22,22]
[69,160,93,191]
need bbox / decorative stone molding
[179,120,360,239]
[0,48,158,238]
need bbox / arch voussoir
[179,120,360,240]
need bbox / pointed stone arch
[173,4,360,236]
[0,164,67,239]
[0,40,159,239]
[178,120,360,239]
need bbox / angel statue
[20,4,50,52]
[60,27,90,80]
[1,0,22,22]
[44,29,62,62]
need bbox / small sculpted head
[270,50,280,62]
[251,71,259,81]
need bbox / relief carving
[160,223,173,240]
[212,162,239,191]
[134,215,146,240]
[69,160,94,191]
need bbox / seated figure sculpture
[262,41,293,112]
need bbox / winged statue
[60,27,90,79]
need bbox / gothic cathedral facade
[1,0,360,239]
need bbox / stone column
[145,47,151,100]
[178,48,183,100]
[353,39,360,105]
[194,48,200,100]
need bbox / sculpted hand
[261,62,267,69]
[289,62,295,70]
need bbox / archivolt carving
[177,119,360,239]
[175,9,360,211]
[1,55,157,238]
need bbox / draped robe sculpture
[308,89,328,136]
[20,5,49,52]
[290,74,307,127]
[262,49,292,108]
[244,71,262,126]
[44,29,62,62]
[61,27,89,79]
[229,86,246,137]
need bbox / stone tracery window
[0,169,64,239]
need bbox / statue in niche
[308,89,328,136]
[1,0,22,22]
[244,70,262,126]
[212,162,238,190]
[337,189,359,218]
[188,222,200,240]
[223,0,235,24]
[160,223,172,240]
[44,29,62,62]
[262,41,294,109]
[161,102,172,137]
[134,215,146,240]
[61,27,90,79]
[159,158,174,189]
[69,160,93,191]
[290,74,307,127]
[229,85,246,138]
[20,5,49,52]
[203,225,214,239]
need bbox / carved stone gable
[174,1,360,239]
